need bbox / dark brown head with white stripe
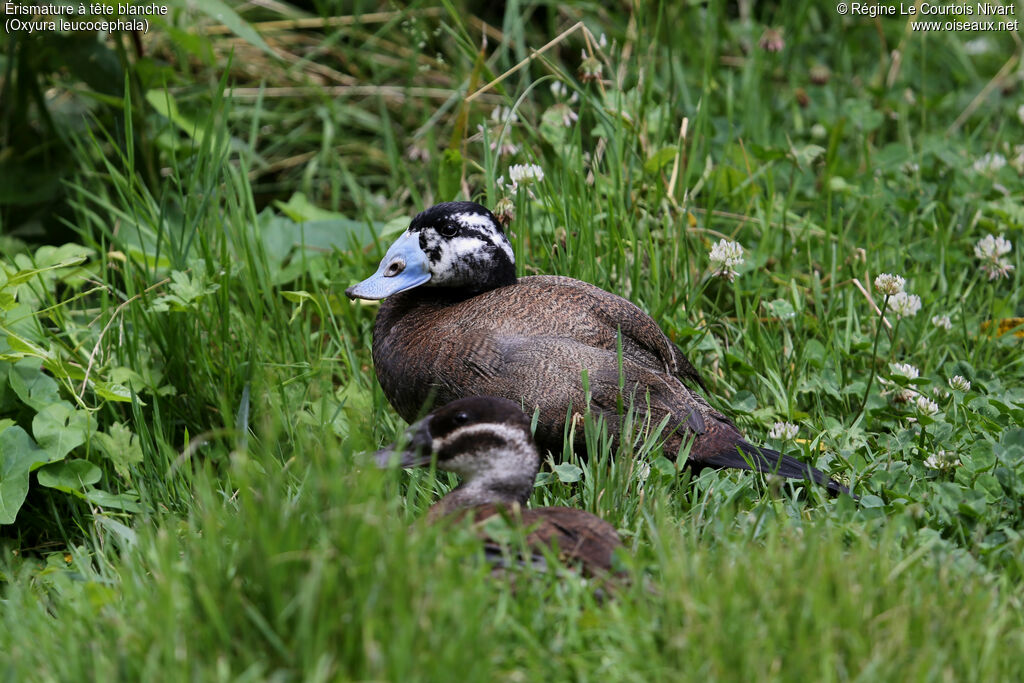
[375,396,538,509]
[346,202,516,300]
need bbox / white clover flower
[874,273,905,296]
[931,314,952,331]
[892,387,917,404]
[890,363,920,380]
[598,33,608,49]
[915,395,940,417]
[975,234,1013,259]
[924,450,961,470]
[477,108,519,156]
[1018,103,1024,126]
[504,164,545,198]
[509,163,544,185]
[932,386,950,399]
[548,103,579,128]
[490,106,518,125]
[708,239,745,281]
[889,291,922,319]
[982,260,1015,281]
[405,144,430,162]
[948,375,971,392]
[549,81,579,104]
[579,51,603,82]
[972,152,1006,174]
[759,26,784,52]
[548,83,581,126]
[1011,145,1024,174]
[964,37,992,55]
[768,422,799,440]
[479,129,519,156]
[492,196,515,226]
[974,234,1015,281]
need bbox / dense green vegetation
[2,1,1023,678]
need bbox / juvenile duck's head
[376,396,538,508]
[346,202,516,300]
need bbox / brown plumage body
[374,275,714,457]
[439,503,622,575]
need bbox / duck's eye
[452,411,469,424]
[384,259,406,277]
[437,223,459,238]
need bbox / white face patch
[452,212,515,265]
[434,422,537,485]
[452,212,495,230]
[424,234,492,286]
[490,232,514,265]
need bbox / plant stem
[857,294,890,420]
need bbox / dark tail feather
[699,442,852,497]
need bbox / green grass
[2,1,1024,679]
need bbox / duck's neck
[433,435,539,517]
[486,259,518,290]
[445,473,534,509]
[406,276,518,303]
